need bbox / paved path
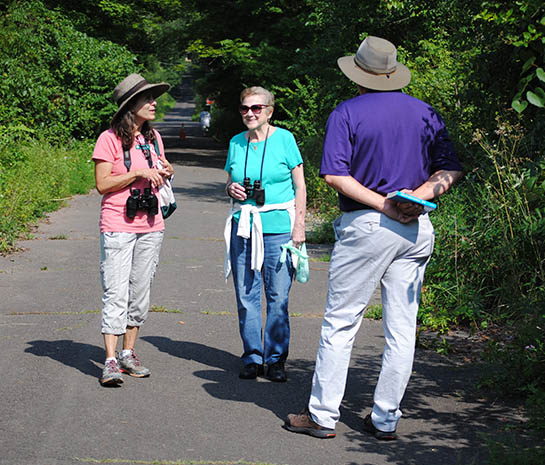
[0,78,522,465]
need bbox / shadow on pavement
[141,336,239,371]
[340,351,490,464]
[142,335,316,421]
[141,336,488,465]
[22,337,489,462]
[25,339,104,378]
[143,334,489,464]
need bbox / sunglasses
[238,104,270,115]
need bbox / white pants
[309,210,435,432]
[100,231,164,335]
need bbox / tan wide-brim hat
[337,36,411,91]
[111,73,171,123]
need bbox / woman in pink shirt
[92,73,174,386]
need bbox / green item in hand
[280,240,309,283]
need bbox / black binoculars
[243,177,265,206]
[126,187,159,218]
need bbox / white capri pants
[100,231,164,335]
[309,210,435,432]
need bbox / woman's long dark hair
[111,101,156,151]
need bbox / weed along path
[0,77,524,465]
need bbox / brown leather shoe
[284,410,336,439]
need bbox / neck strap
[123,135,154,172]
[244,126,270,182]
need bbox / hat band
[117,80,150,107]
[354,56,397,76]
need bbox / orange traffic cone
[179,123,186,140]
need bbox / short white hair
[240,86,275,107]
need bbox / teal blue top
[225,127,303,233]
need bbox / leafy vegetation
[0,0,137,141]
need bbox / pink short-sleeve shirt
[92,129,165,233]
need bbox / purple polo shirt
[320,92,462,212]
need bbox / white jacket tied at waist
[224,199,295,279]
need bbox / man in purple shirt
[285,36,463,440]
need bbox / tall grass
[0,138,95,253]
[421,121,545,329]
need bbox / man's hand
[323,175,420,224]
[382,199,420,224]
[396,189,425,218]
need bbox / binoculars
[243,177,265,206]
[126,187,159,218]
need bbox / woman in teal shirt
[224,86,306,382]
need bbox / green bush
[0,0,138,141]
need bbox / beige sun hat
[337,36,411,91]
[111,73,171,123]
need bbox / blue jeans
[230,227,294,366]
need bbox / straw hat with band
[337,36,411,91]
[111,73,171,124]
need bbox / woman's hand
[137,168,170,188]
[95,160,170,195]
[291,164,307,249]
[226,181,248,201]
[291,224,306,249]
[158,155,174,177]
